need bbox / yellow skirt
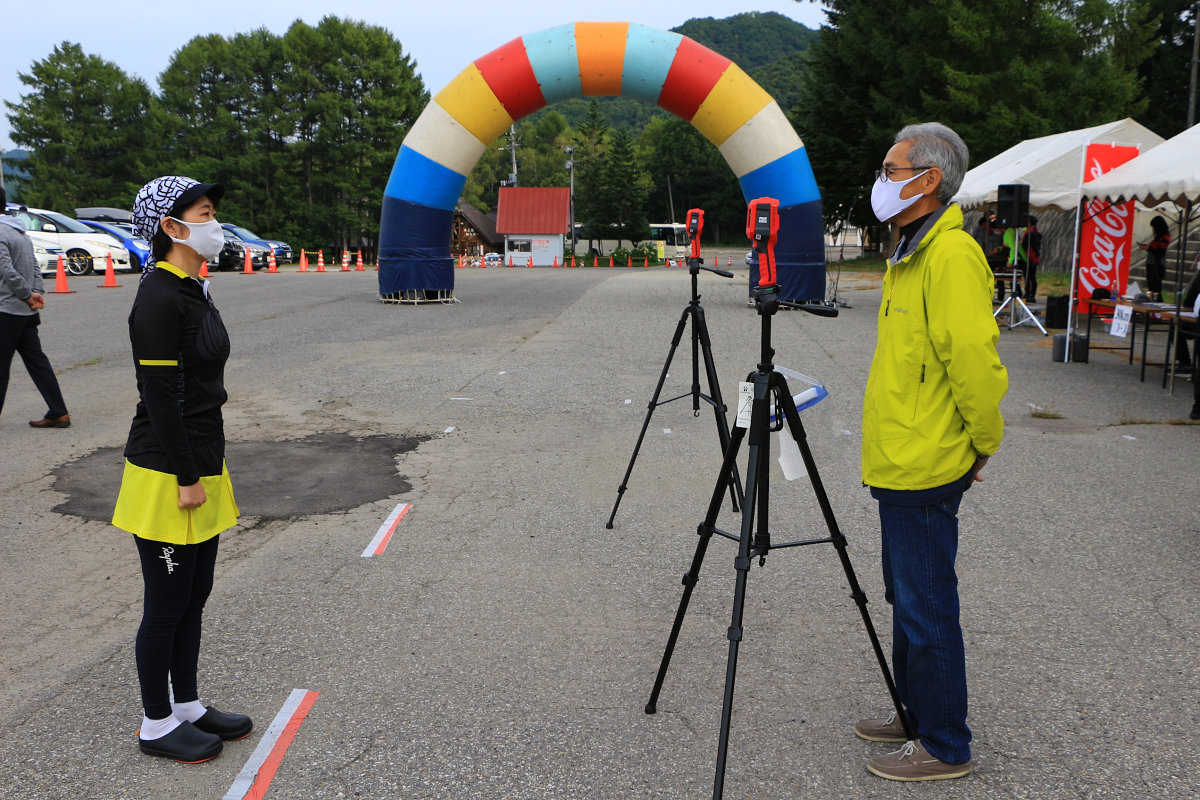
[112,459,239,545]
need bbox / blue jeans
[877,485,971,765]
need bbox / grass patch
[1030,408,1064,419]
[55,357,102,376]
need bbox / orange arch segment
[575,22,630,96]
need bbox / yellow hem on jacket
[112,459,239,545]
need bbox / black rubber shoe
[139,722,223,763]
[192,706,253,741]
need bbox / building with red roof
[495,187,570,267]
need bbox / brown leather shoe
[29,414,70,428]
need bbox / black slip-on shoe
[138,722,223,763]
[192,706,253,741]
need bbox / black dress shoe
[139,722,223,763]
[192,706,253,740]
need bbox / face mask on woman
[871,170,929,222]
[167,218,225,260]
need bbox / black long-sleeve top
[123,262,230,486]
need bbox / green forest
[3,3,1197,250]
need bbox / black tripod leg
[646,423,747,714]
[694,305,745,513]
[713,379,770,800]
[607,307,691,528]
[780,402,914,741]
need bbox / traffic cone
[627,255,632,267]
[98,252,121,288]
[299,249,308,272]
[242,248,254,274]
[508,254,514,268]
[50,255,76,294]
[592,254,597,267]
[527,257,533,268]
[608,255,613,267]
[356,251,365,271]
[200,259,209,278]
[267,251,278,273]
[728,255,732,267]
[316,250,326,272]
[552,255,559,268]
[644,256,649,267]
[341,251,350,271]
[457,254,464,269]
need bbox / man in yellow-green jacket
[854,123,1008,782]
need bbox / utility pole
[1189,0,1199,127]
[564,146,576,255]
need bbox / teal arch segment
[523,24,583,105]
[621,24,683,103]
[737,148,821,208]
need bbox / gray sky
[1,0,827,150]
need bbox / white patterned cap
[131,176,225,274]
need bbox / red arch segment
[657,38,732,121]
[475,38,547,121]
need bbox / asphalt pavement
[0,261,1196,800]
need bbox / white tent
[1080,123,1200,207]
[1081,123,1200,391]
[953,118,1164,211]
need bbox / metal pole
[1188,1,1199,128]
[565,148,575,256]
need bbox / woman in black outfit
[1138,215,1170,300]
[112,176,251,763]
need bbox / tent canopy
[1080,124,1200,207]
[953,118,1164,211]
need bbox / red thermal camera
[686,208,704,259]
[746,197,780,287]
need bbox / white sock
[139,715,181,741]
[172,700,207,723]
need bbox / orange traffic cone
[341,251,350,271]
[627,255,632,267]
[98,252,122,288]
[316,250,326,272]
[527,257,533,268]
[552,255,559,268]
[356,251,365,271]
[457,254,464,269]
[241,248,254,274]
[267,251,278,273]
[592,254,597,267]
[50,255,76,294]
[508,254,514,268]
[299,249,308,272]
[570,256,576,268]
[200,259,209,278]
[644,256,649,267]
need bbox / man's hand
[971,455,990,482]
[178,481,207,509]
[26,292,45,310]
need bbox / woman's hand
[178,481,207,509]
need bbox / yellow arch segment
[575,21,629,96]
[433,64,514,145]
[691,63,773,147]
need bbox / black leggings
[134,535,219,719]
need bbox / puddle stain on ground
[51,432,429,523]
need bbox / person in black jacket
[112,176,251,763]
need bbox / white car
[14,207,132,276]
[31,238,66,277]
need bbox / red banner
[1076,143,1140,311]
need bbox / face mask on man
[167,218,225,260]
[871,170,929,222]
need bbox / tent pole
[1168,198,1195,395]
[1064,146,1088,362]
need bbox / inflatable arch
[379,21,824,302]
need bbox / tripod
[606,255,744,528]
[644,284,912,799]
[994,229,1047,334]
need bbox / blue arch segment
[523,24,583,104]
[737,148,821,208]
[775,201,826,303]
[385,146,467,212]
[622,25,682,103]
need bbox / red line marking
[373,503,411,556]
[244,690,319,800]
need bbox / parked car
[483,252,503,267]
[5,205,65,275]
[221,223,292,263]
[12,206,132,275]
[210,229,271,271]
[79,219,151,271]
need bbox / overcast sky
[0,0,828,151]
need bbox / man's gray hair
[895,122,969,204]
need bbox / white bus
[648,222,688,260]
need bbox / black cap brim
[172,182,226,213]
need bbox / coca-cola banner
[1077,143,1140,312]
